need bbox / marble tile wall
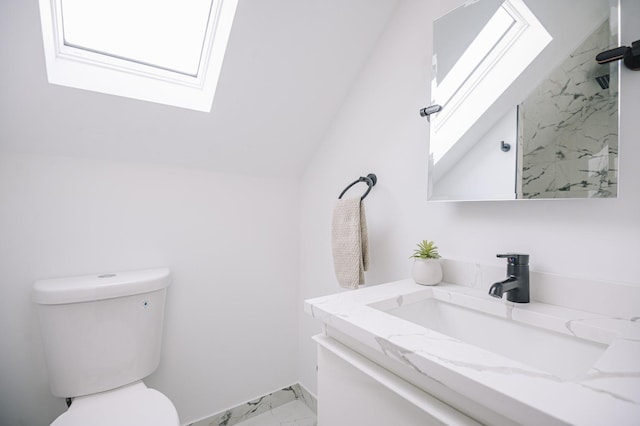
[518,19,618,198]
[188,383,316,426]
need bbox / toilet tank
[33,268,171,398]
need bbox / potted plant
[410,240,443,286]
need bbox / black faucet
[489,254,530,303]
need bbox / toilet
[33,268,179,425]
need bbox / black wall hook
[338,173,377,201]
[596,40,640,71]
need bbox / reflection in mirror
[428,0,619,201]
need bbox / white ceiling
[0,0,399,177]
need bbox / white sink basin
[382,297,608,381]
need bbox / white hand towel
[331,197,369,289]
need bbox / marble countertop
[305,279,640,425]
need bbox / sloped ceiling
[0,0,399,177]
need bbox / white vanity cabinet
[307,277,640,425]
[315,335,480,426]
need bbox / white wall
[0,153,299,425]
[298,0,640,395]
[433,107,517,200]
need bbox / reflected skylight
[435,7,514,108]
[61,0,213,76]
[430,0,552,164]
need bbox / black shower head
[595,74,610,90]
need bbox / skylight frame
[38,0,238,112]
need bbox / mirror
[428,0,619,201]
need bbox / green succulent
[410,240,441,259]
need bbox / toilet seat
[51,381,179,426]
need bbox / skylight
[38,0,238,112]
[61,0,213,76]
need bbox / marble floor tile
[235,400,316,426]
[188,384,316,426]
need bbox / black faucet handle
[497,254,529,265]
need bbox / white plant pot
[411,258,443,286]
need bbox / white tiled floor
[235,400,316,426]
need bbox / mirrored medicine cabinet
[427,0,620,201]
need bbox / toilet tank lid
[33,268,171,305]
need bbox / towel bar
[338,174,377,201]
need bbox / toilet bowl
[33,268,178,425]
[51,381,178,426]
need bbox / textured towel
[331,197,369,289]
